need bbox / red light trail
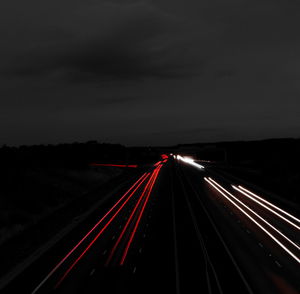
[54,173,150,288]
[31,173,148,293]
[105,165,160,266]
[32,158,166,292]
[90,163,138,168]
[120,164,162,265]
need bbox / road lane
[177,158,299,293]
[2,155,299,294]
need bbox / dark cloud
[0,0,300,146]
[2,2,200,82]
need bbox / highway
[1,155,299,294]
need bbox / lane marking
[106,164,162,266]
[178,171,222,294]
[210,179,300,251]
[31,173,149,294]
[275,260,282,268]
[182,172,254,294]
[205,178,300,264]
[171,170,181,294]
[237,185,300,225]
[90,269,96,276]
[54,174,151,289]
[233,186,300,231]
[120,165,162,265]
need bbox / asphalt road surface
[1,156,299,294]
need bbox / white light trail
[177,155,204,169]
[237,185,300,225]
[207,178,300,251]
[232,186,300,231]
[204,177,300,263]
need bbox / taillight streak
[90,164,138,168]
[54,173,150,289]
[120,165,162,265]
[106,165,160,265]
[31,173,148,294]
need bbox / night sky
[1,0,300,146]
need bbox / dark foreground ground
[0,139,299,293]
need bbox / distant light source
[177,155,204,169]
[181,156,194,163]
